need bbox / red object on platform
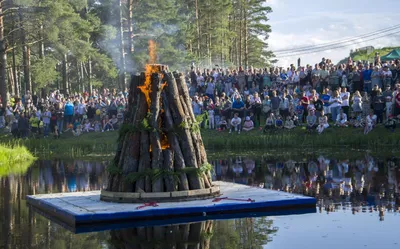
[136,202,159,210]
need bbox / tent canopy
[381,49,400,61]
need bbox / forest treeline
[0,0,273,106]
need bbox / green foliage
[338,46,400,65]
[31,57,59,89]
[0,144,36,177]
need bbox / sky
[266,0,400,67]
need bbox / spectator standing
[372,89,385,124]
[329,90,342,122]
[18,113,29,138]
[64,100,74,128]
[42,108,51,137]
[340,87,350,116]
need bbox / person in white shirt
[336,109,348,127]
[229,112,242,134]
[329,90,342,122]
[340,87,350,116]
[364,111,377,135]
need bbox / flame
[138,40,158,110]
[138,40,170,151]
[161,133,169,150]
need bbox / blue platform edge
[26,194,316,225]
[30,204,316,234]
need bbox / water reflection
[0,154,400,248]
[212,155,400,214]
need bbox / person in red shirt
[300,92,309,123]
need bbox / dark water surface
[1,154,400,249]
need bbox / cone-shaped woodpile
[109,221,214,249]
[103,64,218,202]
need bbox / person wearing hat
[242,116,254,132]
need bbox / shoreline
[1,125,399,160]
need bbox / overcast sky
[267,0,400,67]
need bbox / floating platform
[27,181,316,232]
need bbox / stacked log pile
[106,65,212,193]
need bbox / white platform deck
[27,181,316,228]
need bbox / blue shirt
[321,94,330,107]
[232,100,244,109]
[64,102,74,116]
[363,69,372,81]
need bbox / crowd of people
[1,55,400,138]
[0,89,128,138]
[188,56,400,135]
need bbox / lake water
[1,154,400,249]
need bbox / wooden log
[119,133,140,192]
[162,92,189,191]
[108,75,142,192]
[175,73,212,187]
[136,131,151,192]
[150,72,164,192]
[164,72,202,190]
[162,149,176,192]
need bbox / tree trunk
[19,10,31,93]
[11,13,18,97]
[62,54,69,95]
[243,5,248,68]
[195,0,201,58]
[8,68,14,96]
[0,2,7,107]
[87,59,92,94]
[118,0,127,90]
[238,4,243,66]
[127,0,134,66]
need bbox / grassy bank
[0,144,36,177]
[1,125,399,160]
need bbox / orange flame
[138,40,158,110]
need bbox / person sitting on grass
[317,110,329,134]
[384,114,396,132]
[284,116,296,129]
[102,116,114,132]
[218,116,228,131]
[110,115,119,129]
[229,112,241,134]
[275,115,284,129]
[348,112,358,128]
[242,116,254,132]
[263,113,275,132]
[335,109,348,127]
[83,120,94,133]
[306,110,317,132]
[94,121,101,132]
[72,125,82,136]
[364,111,377,135]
